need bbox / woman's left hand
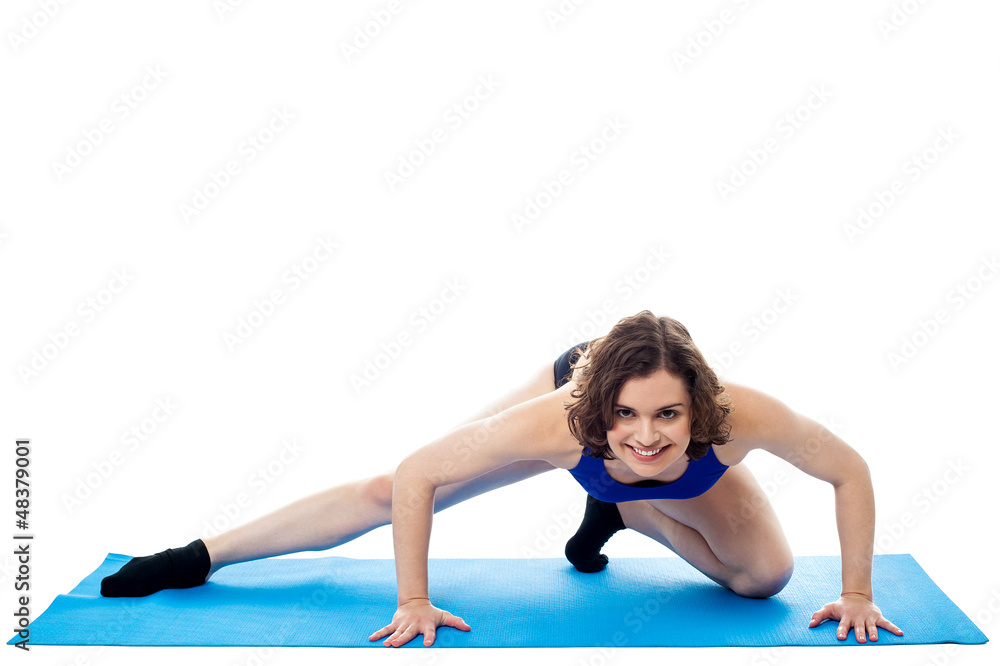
[808,593,904,642]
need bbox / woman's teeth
[628,445,663,457]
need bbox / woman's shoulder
[714,378,812,466]
[534,382,589,469]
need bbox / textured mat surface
[9,553,988,647]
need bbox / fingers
[836,618,850,641]
[854,620,866,643]
[808,606,834,627]
[845,615,888,643]
[836,616,870,643]
[866,618,878,642]
[372,609,472,648]
[368,624,395,642]
[808,602,904,643]
[876,616,904,636]
[808,605,861,642]
[854,614,905,643]
[377,621,442,648]
[383,624,420,648]
[443,613,472,631]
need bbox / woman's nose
[634,420,659,446]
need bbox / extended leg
[201,474,392,576]
[101,538,210,597]
[101,475,390,597]
[101,459,553,596]
[101,361,560,597]
[205,459,553,575]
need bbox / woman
[101,310,903,647]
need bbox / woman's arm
[728,383,904,643]
[443,360,558,432]
[371,390,570,647]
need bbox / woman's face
[605,369,691,477]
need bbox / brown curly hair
[563,310,733,461]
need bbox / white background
[2,0,998,664]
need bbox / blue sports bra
[567,444,729,502]
[554,340,730,502]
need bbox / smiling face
[605,369,692,477]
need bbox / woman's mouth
[625,444,667,463]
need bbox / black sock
[100,539,211,597]
[565,494,626,573]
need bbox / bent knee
[731,560,794,599]
[361,472,395,509]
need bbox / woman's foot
[100,539,211,597]
[564,495,626,573]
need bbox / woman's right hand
[368,598,471,647]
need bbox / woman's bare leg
[616,463,794,598]
[202,473,389,576]
[102,360,561,596]
[203,460,553,577]
[616,499,735,589]
[204,360,560,576]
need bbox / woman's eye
[616,409,677,419]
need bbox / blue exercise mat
[9,553,987,648]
